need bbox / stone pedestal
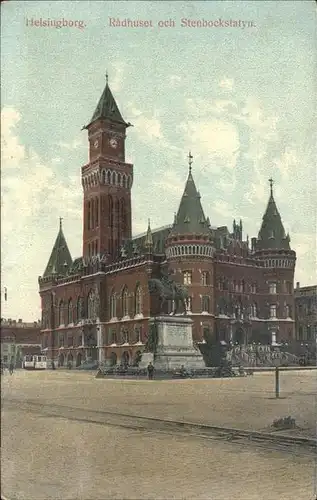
[150,316,205,370]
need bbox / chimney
[18,318,22,323]
[296,282,300,289]
[251,237,257,252]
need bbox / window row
[296,325,317,341]
[268,281,293,295]
[167,244,213,259]
[82,170,132,191]
[56,292,98,326]
[182,271,210,286]
[109,285,143,319]
[269,304,293,319]
[105,326,142,345]
[216,302,293,319]
[264,259,293,268]
[218,302,258,318]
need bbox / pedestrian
[9,359,14,375]
[147,361,154,380]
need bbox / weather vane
[59,217,63,229]
[106,70,109,84]
[269,177,274,195]
[188,151,193,173]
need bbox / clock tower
[82,77,133,261]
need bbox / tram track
[2,396,316,456]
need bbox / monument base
[150,316,205,371]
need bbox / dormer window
[269,230,275,239]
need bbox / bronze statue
[148,269,188,315]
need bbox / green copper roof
[88,83,127,126]
[169,168,211,237]
[43,220,73,277]
[256,183,290,251]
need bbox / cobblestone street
[1,370,316,499]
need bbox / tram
[23,355,47,370]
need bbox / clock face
[109,138,118,149]
[94,140,99,148]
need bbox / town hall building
[38,80,296,368]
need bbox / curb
[123,414,317,451]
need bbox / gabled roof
[43,220,73,277]
[87,82,127,127]
[256,180,290,251]
[169,165,211,238]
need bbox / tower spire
[188,151,193,174]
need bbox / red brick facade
[38,82,296,368]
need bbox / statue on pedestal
[148,269,188,315]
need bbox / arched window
[91,199,95,229]
[110,291,116,319]
[112,171,116,185]
[95,198,99,227]
[87,290,94,319]
[59,300,64,326]
[122,287,129,317]
[123,174,127,188]
[109,195,113,227]
[202,296,210,313]
[118,173,122,186]
[77,296,83,320]
[68,299,73,324]
[135,285,142,315]
[102,170,106,184]
[87,201,91,230]
[107,171,111,184]
[120,198,126,233]
[251,303,258,317]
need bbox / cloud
[110,61,127,92]
[57,138,84,150]
[169,75,182,87]
[219,77,234,92]
[128,104,163,141]
[178,119,240,171]
[1,107,82,321]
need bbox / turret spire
[43,219,73,277]
[256,180,290,251]
[144,219,153,249]
[169,159,211,238]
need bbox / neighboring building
[294,283,317,345]
[38,80,297,368]
[1,318,42,366]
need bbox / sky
[1,0,316,321]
